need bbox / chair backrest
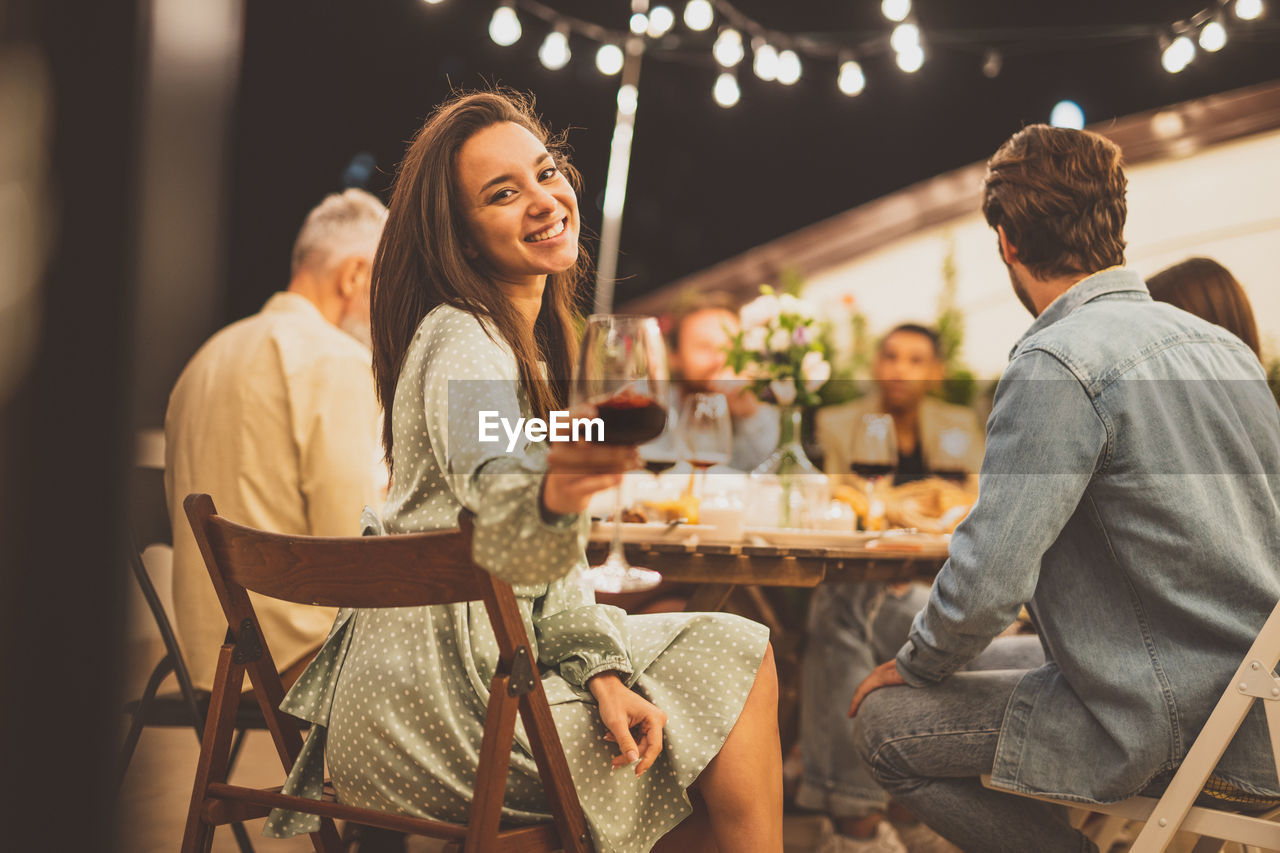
[180,493,591,853]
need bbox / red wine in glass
[933,468,969,484]
[594,390,668,446]
[644,458,677,475]
[850,462,895,480]
[690,452,731,471]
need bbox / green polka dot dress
[264,304,768,852]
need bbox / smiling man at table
[849,124,1280,852]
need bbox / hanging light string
[482,0,1274,105]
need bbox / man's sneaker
[894,821,961,853]
[814,820,908,853]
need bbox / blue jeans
[854,636,1096,853]
[798,581,933,818]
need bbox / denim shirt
[896,268,1280,802]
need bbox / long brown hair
[982,124,1127,281]
[370,89,587,471]
[1148,257,1261,358]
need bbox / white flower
[768,328,792,352]
[770,378,797,405]
[778,292,815,319]
[801,351,831,392]
[743,326,768,353]
[740,293,780,329]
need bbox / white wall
[803,127,1280,379]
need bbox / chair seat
[123,690,307,731]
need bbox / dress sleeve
[895,349,1108,685]
[419,310,586,587]
[532,567,635,690]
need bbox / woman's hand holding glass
[541,403,640,516]
[588,672,667,777]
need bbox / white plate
[589,521,716,545]
[743,527,883,549]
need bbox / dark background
[228,0,1280,316]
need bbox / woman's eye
[539,166,558,181]
[491,188,515,202]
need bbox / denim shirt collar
[1009,267,1148,360]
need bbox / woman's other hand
[588,672,667,776]
[540,404,639,516]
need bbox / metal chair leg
[118,654,177,786]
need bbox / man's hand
[588,672,667,776]
[848,659,907,718]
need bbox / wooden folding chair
[179,493,593,853]
[982,593,1280,852]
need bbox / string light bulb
[647,6,675,38]
[881,0,911,23]
[595,43,624,75]
[713,28,745,67]
[1235,0,1263,20]
[753,42,779,81]
[617,83,639,116]
[683,0,714,31]
[890,22,920,54]
[1161,34,1194,73]
[837,60,865,96]
[488,4,521,46]
[629,12,648,35]
[776,49,801,85]
[896,42,924,72]
[538,28,571,70]
[713,71,740,107]
[1050,100,1085,129]
[1199,19,1227,51]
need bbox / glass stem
[608,484,627,563]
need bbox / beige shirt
[165,292,384,689]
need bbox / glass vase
[749,405,826,528]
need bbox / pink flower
[801,351,831,392]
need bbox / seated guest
[851,124,1280,852]
[645,292,778,472]
[817,324,984,487]
[263,90,783,853]
[1148,256,1262,359]
[798,325,985,852]
[165,188,388,692]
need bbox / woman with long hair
[263,89,783,853]
[1147,257,1262,359]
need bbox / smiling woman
[259,89,784,853]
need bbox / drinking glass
[933,427,973,484]
[678,392,732,496]
[571,315,670,593]
[850,413,897,530]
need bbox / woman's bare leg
[694,643,783,852]
[653,792,719,853]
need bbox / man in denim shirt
[850,124,1280,852]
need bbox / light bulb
[713,72,740,107]
[538,30,570,70]
[890,22,920,54]
[617,83,639,116]
[881,0,911,23]
[423,0,445,5]
[1050,100,1085,129]
[1236,0,1264,20]
[647,6,675,38]
[489,6,521,46]
[713,28,744,67]
[838,60,865,96]
[684,0,714,31]
[896,43,924,72]
[595,43,624,75]
[630,12,648,35]
[776,49,801,85]
[1161,35,1194,73]
[753,42,779,81]
[1199,20,1227,51]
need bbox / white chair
[982,593,1280,852]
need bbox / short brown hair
[982,124,1127,281]
[1148,257,1261,358]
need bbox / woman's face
[455,121,580,287]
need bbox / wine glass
[678,392,732,496]
[571,315,670,593]
[933,427,974,485]
[850,413,897,530]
